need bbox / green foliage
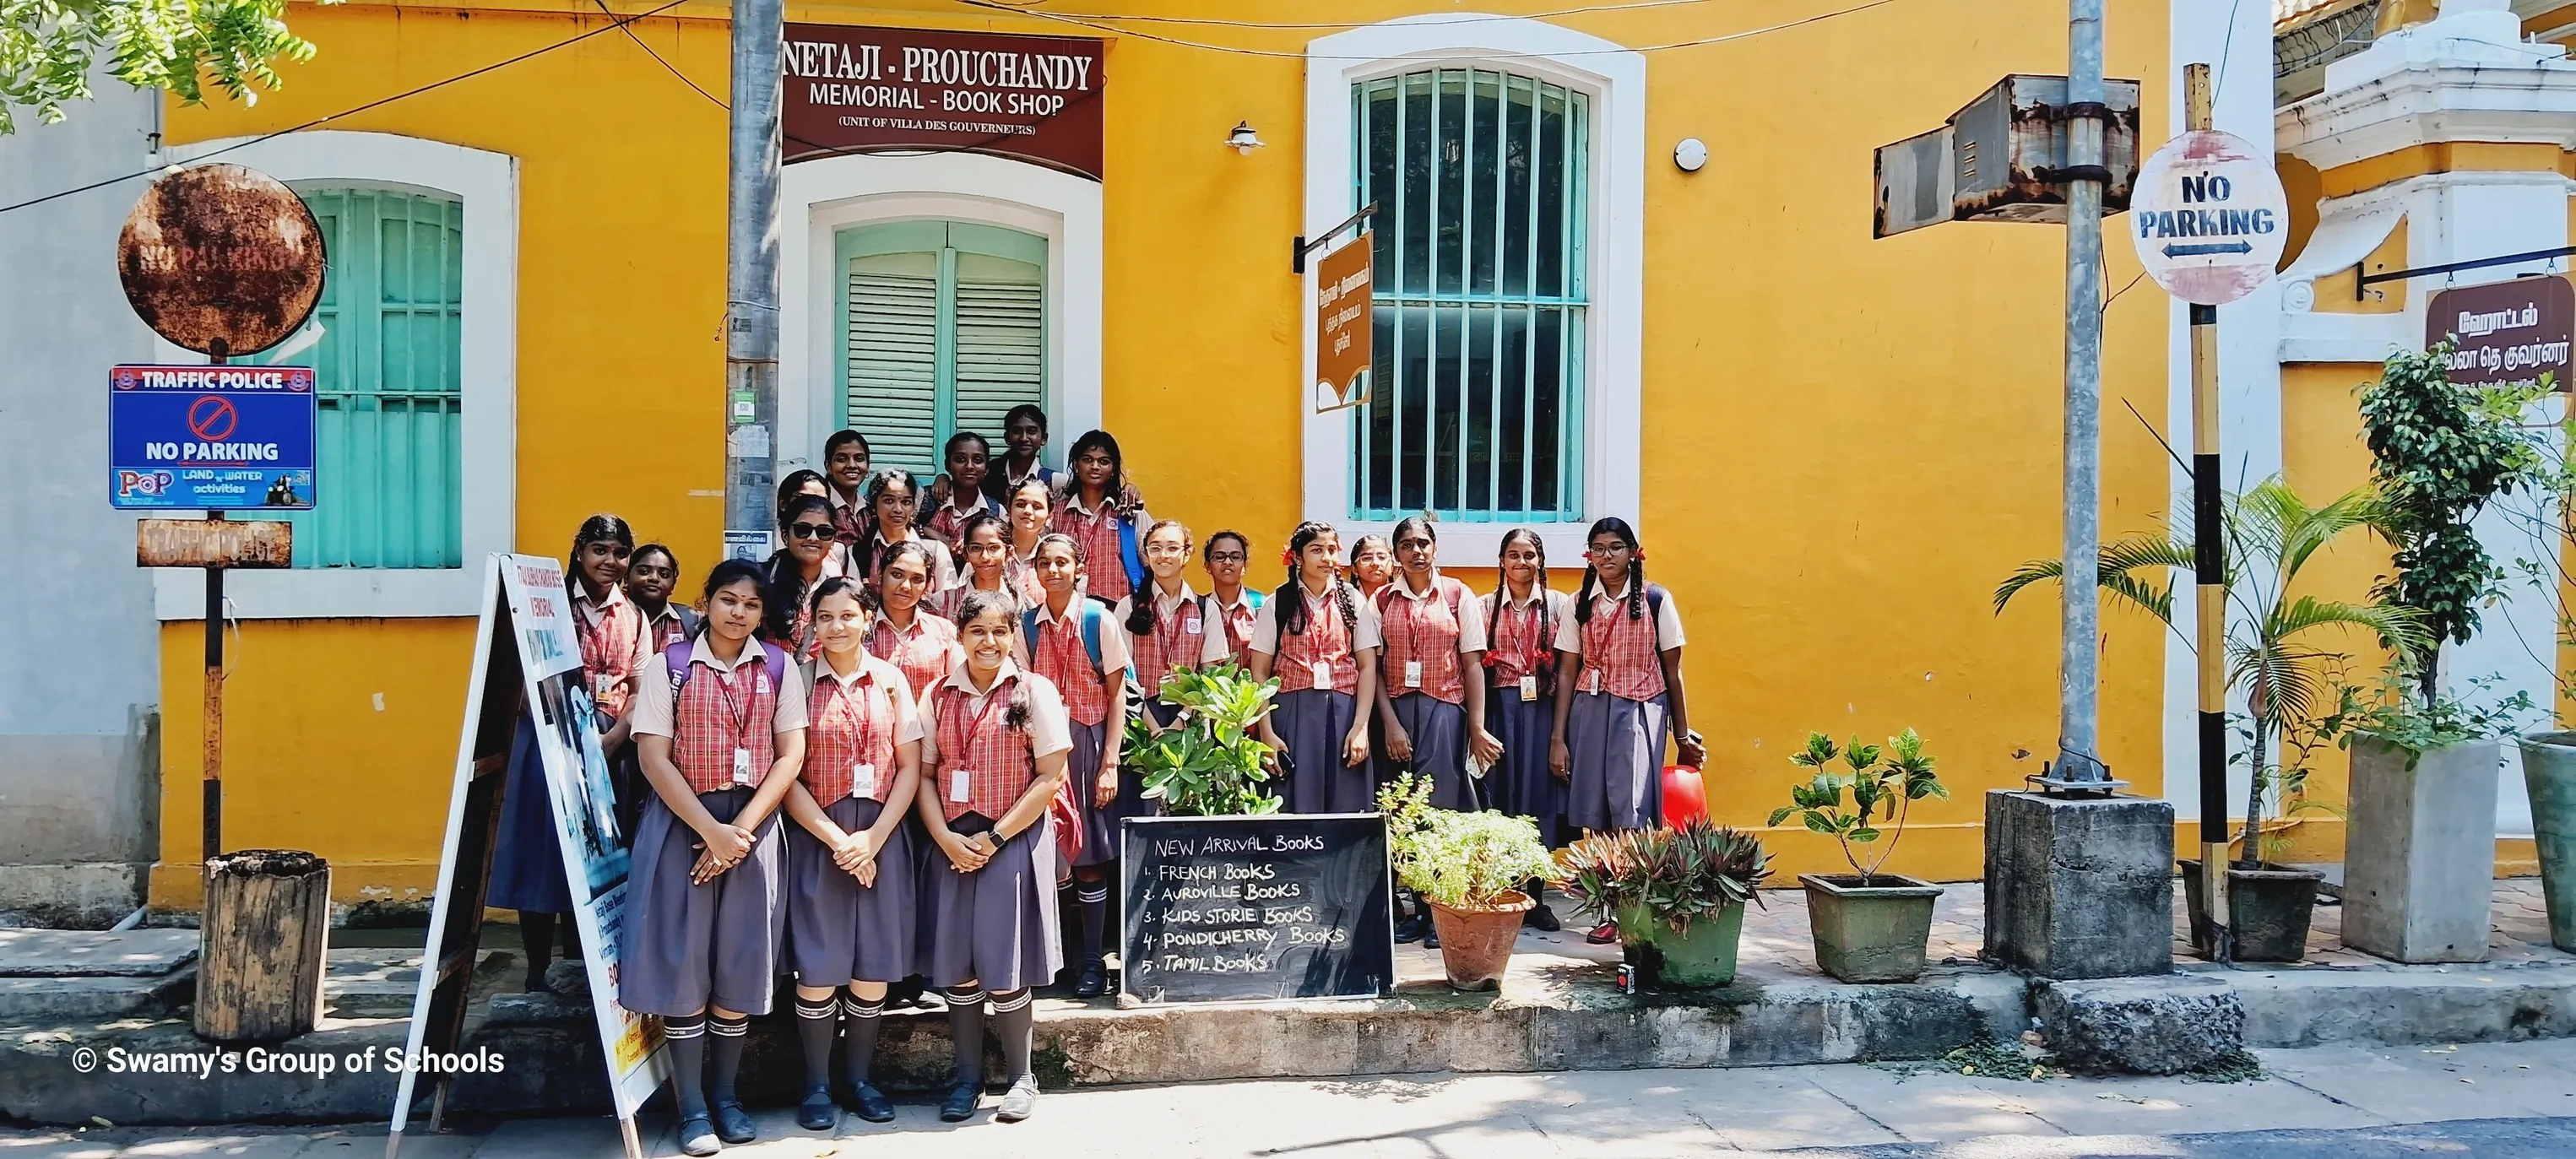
[1,0,339,134]
[1996,477,2432,867]
[1376,774,1554,910]
[1767,728,1947,884]
[1552,818,1771,937]
[2358,343,2547,701]
[1123,663,1281,818]
[2316,670,2538,766]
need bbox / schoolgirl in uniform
[1021,533,1132,998]
[781,577,919,1129]
[864,541,959,696]
[1200,529,1266,668]
[493,515,641,992]
[1374,516,1498,812]
[925,431,1004,551]
[1549,517,1701,943]
[763,494,848,659]
[822,430,872,546]
[627,544,699,656]
[984,403,1061,504]
[1249,522,1382,814]
[932,511,1022,623]
[1050,431,1148,607]
[850,469,957,593]
[1348,534,1396,603]
[622,560,806,1156]
[916,588,1073,1124]
[1120,520,1225,726]
[1484,528,1575,931]
[1003,474,1053,604]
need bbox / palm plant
[1995,477,2430,868]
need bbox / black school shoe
[1393,912,1427,944]
[713,1100,757,1144]
[940,1082,982,1122]
[1072,960,1107,999]
[1525,902,1562,932]
[796,1086,838,1131]
[845,1080,896,1124]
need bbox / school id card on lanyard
[947,683,1011,804]
[716,663,765,786]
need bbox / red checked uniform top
[642,601,693,657]
[1019,598,1132,728]
[1553,583,1688,702]
[1247,582,1384,696]
[800,653,923,802]
[1205,590,1264,667]
[572,583,648,719]
[917,658,1073,822]
[865,611,958,701]
[1114,582,1227,698]
[1482,587,1575,700]
[925,491,1003,552]
[828,487,866,547]
[630,636,812,794]
[1051,495,1147,604]
[1374,573,1488,706]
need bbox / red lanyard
[942,675,1013,761]
[1299,588,1341,660]
[575,597,618,669]
[821,667,882,749]
[1044,609,1090,679]
[1152,590,1193,663]
[1392,580,1451,668]
[707,656,760,750]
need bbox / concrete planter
[2518,732,2576,950]
[1799,873,1943,983]
[1617,899,1748,988]
[2181,859,2323,962]
[2342,739,2502,962]
[1426,891,1532,992]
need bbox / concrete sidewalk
[8,1039,2576,1157]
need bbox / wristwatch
[982,828,1010,855]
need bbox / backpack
[1021,600,1142,866]
[1114,513,1146,595]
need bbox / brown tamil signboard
[137,517,292,568]
[781,24,1105,180]
[2427,276,2573,393]
[1312,238,1373,414]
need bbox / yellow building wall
[155,0,2173,907]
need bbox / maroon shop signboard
[2427,275,2574,393]
[781,24,1105,181]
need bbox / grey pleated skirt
[1275,688,1369,814]
[1563,691,1668,833]
[1379,694,1478,811]
[785,795,917,986]
[926,813,1064,991]
[620,787,785,1016]
[1489,686,1567,848]
[1065,719,1120,869]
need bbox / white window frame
[780,152,1102,481]
[151,131,518,620]
[1302,14,1645,561]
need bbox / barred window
[1352,68,1588,523]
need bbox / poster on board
[388,554,664,1159]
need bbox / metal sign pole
[2181,62,2232,964]
[2053,0,2112,788]
[203,344,229,863]
[723,0,784,560]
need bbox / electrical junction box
[1875,73,2142,237]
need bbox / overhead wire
[950,0,1908,60]
[0,0,692,216]
[951,0,1740,29]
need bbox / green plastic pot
[2518,733,2576,950]
[1614,899,1748,988]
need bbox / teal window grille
[1353,68,1589,523]
[836,220,1047,478]
[265,188,466,569]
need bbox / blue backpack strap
[663,640,694,697]
[1117,515,1145,594]
[1646,584,1667,653]
[1022,607,1042,658]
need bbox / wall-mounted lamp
[1673,138,1708,173]
[1226,121,1266,154]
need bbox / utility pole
[723,0,784,561]
[2051,0,2114,790]
[2181,62,2232,962]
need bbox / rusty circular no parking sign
[117,164,326,359]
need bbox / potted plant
[1378,776,1554,990]
[1554,818,1771,988]
[2345,344,2546,961]
[1125,663,1283,817]
[1771,729,1948,982]
[1998,478,2429,961]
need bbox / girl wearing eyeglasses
[1199,530,1266,666]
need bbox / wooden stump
[196,849,331,1043]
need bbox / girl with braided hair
[849,468,957,593]
[1548,517,1702,943]
[1248,522,1383,814]
[1021,532,1133,999]
[1484,528,1576,931]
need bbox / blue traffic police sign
[109,364,318,510]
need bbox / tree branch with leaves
[2,0,337,135]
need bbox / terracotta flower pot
[1428,891,1533,991]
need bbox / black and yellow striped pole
[2183,62,2232,964]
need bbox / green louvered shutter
[838,222,1045,477]
[274,189,465,568]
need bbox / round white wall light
[1674,138,1708,173]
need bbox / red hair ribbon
[1633,548,1646,562]
[1281,548,1296,566]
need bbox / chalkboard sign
[1119,814,1395,1005]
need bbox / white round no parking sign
[2130,129,2287,306]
